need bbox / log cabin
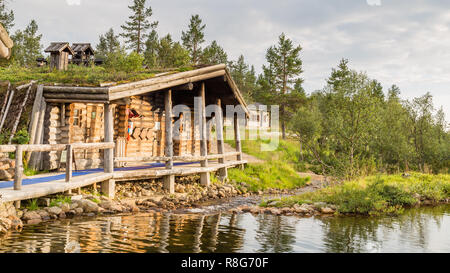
[44,42,74,71]
[25,64,248,192]
[71,43,95,66]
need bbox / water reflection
[0,205,448,253]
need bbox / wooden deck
[0,159,247,203]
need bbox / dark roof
[71,43,95,55]
[44,42,74,55]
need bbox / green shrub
[11,128,29,144]
[25,199,40,211]
[104,50,144,73]
[266,173,450,215]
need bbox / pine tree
[143,29,159,67]
[200,40,228,65]
[181,14,206,65]
[230,55,257,102]
[156,34,190,68]
[11,20,42,66]
[120,0,158,54]
[261,33,303,139]
[0,0,14,32]
[96,28,121,59]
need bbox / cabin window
[73,109,80,126]
[91,111,97,119]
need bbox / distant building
[71,43,95,66]
[224,102,270,130]
[44,42,74,71]
[247,103,270,130]
[36,57,48,67]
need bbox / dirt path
[223,143,263,164]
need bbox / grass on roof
[0,65,194,86]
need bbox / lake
[0,204,449,253]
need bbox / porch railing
[0,142,115,191]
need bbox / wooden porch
[0,64,248,207]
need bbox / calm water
[0,205,449,253]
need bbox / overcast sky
[7,0,450,119]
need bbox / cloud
[66,0,81,6]
[367,0,382,6]
[8,0,450,118]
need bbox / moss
[0,65,194,86]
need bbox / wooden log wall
[42,104,62,170]
[41,87,218,169]
[124,94,157,158]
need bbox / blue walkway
[0,161,199,189]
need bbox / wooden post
[199,82,210,186]
[164,89,175,194]
[0,87,14,133]
[65,144,72,182]
[234,114,243,162]
[8,85,33,144]
[216,99,227,181]
[103,103,114,173]
[102,103,115,198]
[14,145,23,191]
[164,89,174,169]
[0,82,10,127]
[163,175,175,194]
[101,179,115,199]
[28,95,46,170]
[60,103,66,127]
[26,85,43,164]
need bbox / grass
[49,195,72,207]
[24,166,49,177]
[229,163,309,192]
[225,134,311,191]
[25,199,40,211]
[0,65,193,86]
[264,173,450,215]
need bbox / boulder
[36,210,50,220]
[8,215,23,230]
[60,203,71,213]
[22,211,41,221]
[71,195,83,201]
[100,201,123,212]
[77,200,100,213]
[124,192,133,198]
[141,189,152,197]
[320,207,335,214]
[0,217,12,231]
[0,169,13,181]
[27,219,42,225]
[313,202,327,209]
[74,208,84,215]
[47,206,63,216]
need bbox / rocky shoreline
[232,198,450,218]
[4,176,445,235]
[0,178,297,235]
[232,202,337,217]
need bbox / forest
[0,0,448,179]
